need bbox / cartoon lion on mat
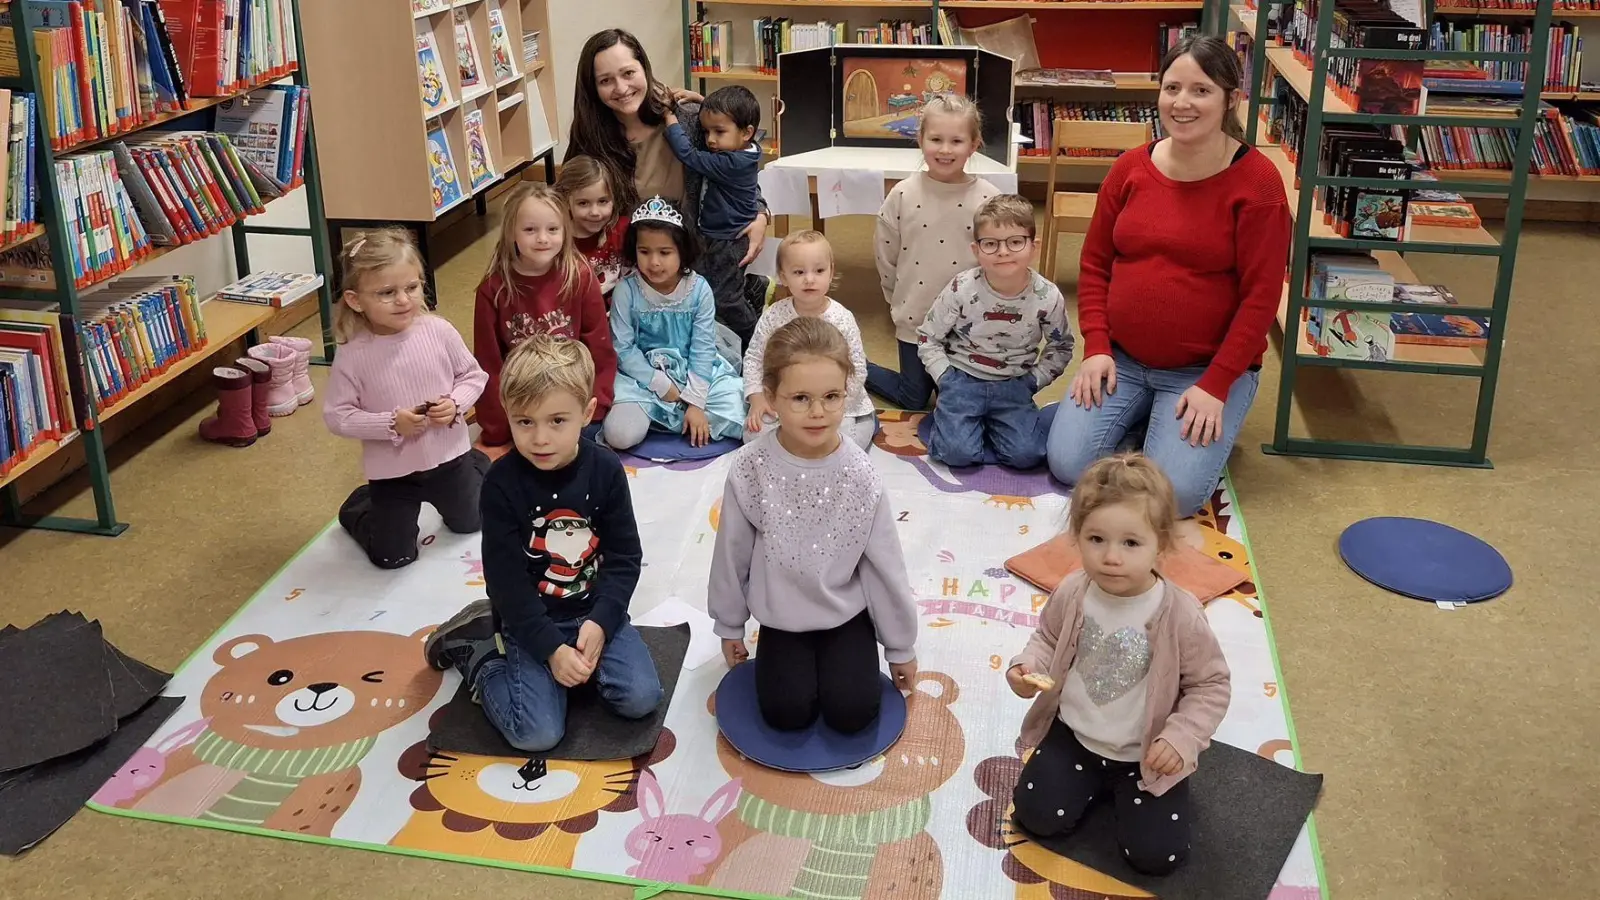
[390,719,675,867]
[129,627,443,835]
[696,671,965,899]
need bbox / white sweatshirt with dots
[707,428,919,663]
[875,172,1001,344]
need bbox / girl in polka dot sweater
[709,317,919,736]
[1005,453,1230,876]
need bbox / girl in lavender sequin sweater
[708,317,919,735]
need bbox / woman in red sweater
[1047,36,1290,516]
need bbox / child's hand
[664,108,678,126]
[394,406,428,438]
[425,396,458,427]
[548,644,595,687]
[745,396,771,434]
[1144,738,1183,776]
[663,385,681,404]
[1006,664,1043,698]
[722,638,749,667]
[576,620,607,669]
[685,407,711,447]
[889,658,919,693]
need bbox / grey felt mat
[1019,740,1323,900]
[0,695,183,855]
[14,611,170,719]
[428,623,689,761]
[0,616,117,772]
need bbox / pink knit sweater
[1011,570,1231,797]
[322,315,488,481]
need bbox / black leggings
[754,610,880,734]
[1012,718,1192,876]
[338,449,488,569]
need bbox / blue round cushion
[916,401,1058,467]
[1338,516,1512,604]
[714,662,907,773]
[623,432,742,463]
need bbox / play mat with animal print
[91,410,1324,900]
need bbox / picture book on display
[1390,283,1488,348]
[214,83,312,189]
[416,31,451,114]
[412,0,448,14]
[463,109,495,190]
[455,10,483,94]
[425,125,463,213]
[217,271,323,308]
[486,6,517,83]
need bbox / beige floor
[2,207,1596,900]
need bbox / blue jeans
[927,368,1044,469]
[866,340,934,411]
[476,620,663,752]
[1046,349,1260,517]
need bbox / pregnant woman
[1047,35,1290,516]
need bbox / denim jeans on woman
[1046,348,1259,517]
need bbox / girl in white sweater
[867,93,1000,411]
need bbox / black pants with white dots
[1012,717,1191,876]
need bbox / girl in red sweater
[555,155,632,301]
[1047,36,1290,516]
[474,182,618,458]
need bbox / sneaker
[424,599,502,683]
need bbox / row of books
[0,89,39,245]
[1437,0,1600,10]
[692,17,935,75]
[1304,252,1487,363]
[1429,21,1585,90]
[1283,0,1427,115]
[2,0,298,152]
[1014,100,1160,156]
[1413,105,1600,175]
[1155,21,1203,69]
[0,300,76,474]
[76,273,207,413]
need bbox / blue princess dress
[611,271,746,440]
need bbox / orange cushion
[1004,532,1248,603]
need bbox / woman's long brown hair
[565,29,669,211]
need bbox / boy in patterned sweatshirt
[917,194,1074,469]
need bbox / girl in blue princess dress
[602,196,747,450]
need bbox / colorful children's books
[217,271,324,308]
[416,31,452,114]
[486,7,517,83]
[425,125,463,213]
[412,0,448,14]
[463,109,496,190]
[455,11,483,94]
[1390,283,1488,348]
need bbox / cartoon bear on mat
[129,627,443,835]
[697,670,965,900]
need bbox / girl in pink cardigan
[1005,453,1230,875]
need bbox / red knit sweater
[473,264,617,446]
[1077,144,1291,400]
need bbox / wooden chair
[1041,120,1154,281]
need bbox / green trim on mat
[1222,470,1332,900]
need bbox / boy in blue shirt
[664,85,771,352]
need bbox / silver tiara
[632,195,684,228]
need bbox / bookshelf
[300,0,559,302]
[683,0,1209,185]
[0,0,337,536]
[1237,0,1548,467]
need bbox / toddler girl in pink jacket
[1006,452,1230,875]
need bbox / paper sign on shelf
[757,166,813,217]
[987,172,1019,194]
[815,168,885,218]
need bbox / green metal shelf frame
[0,0,337,536]
[1237,0,1551,468]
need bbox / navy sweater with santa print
[481,439,641,662]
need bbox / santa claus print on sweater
[525,509,602,600]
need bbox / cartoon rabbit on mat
[625,772,742,881]
[92,718,210,807]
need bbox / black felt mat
[428,624,689,761]
[0,615,117,772]
[1020,741,1323,900]
[0,695,183,855]
[14,611,170,720]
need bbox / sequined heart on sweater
[1077,617,1151,706]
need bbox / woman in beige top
[565,29,769,266]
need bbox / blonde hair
[483,182,586,310]
[917,93,984,148]
[334,228,427,343]
[1067,453,1180,551]
[500,332,595,413]
[760,316,853,395]
[553,155,618,228]
[776,229,833,270]
[974,193,1036,239]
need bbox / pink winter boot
[270,335,314,406]
[247,342,300,416]
[234,356,272,436]
[198,367,259,447]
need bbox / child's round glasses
[977,236,1032,255]
[779,391,847,414]
[363,282,427,305]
